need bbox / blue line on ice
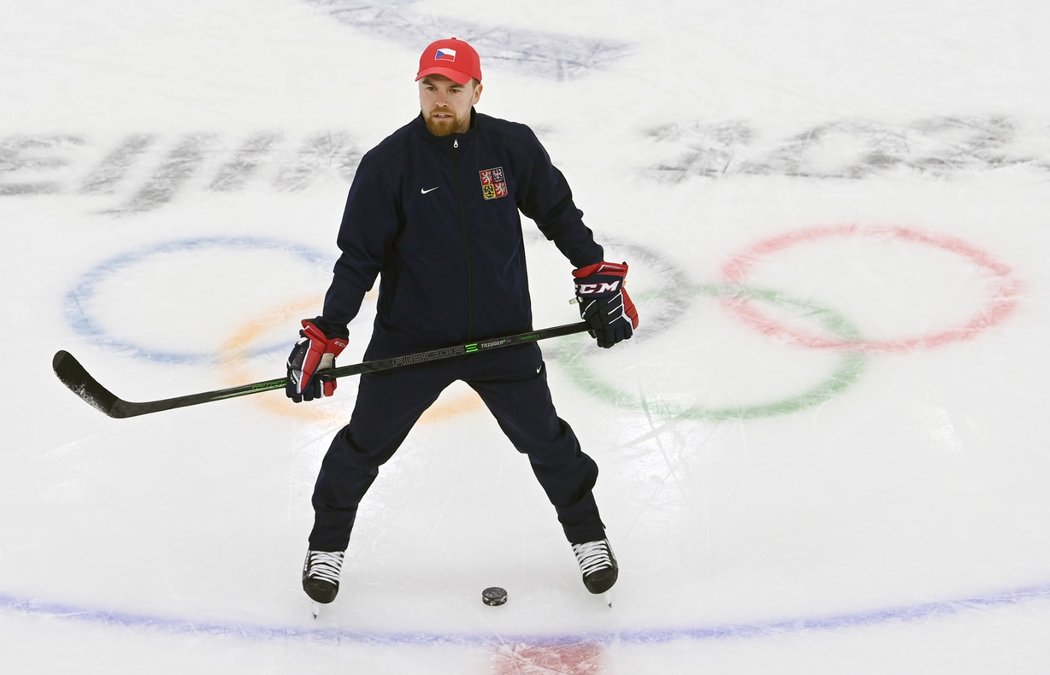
[4,582,1049,646]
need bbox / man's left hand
[572,261,639,348]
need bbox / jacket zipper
[452,136,474,339]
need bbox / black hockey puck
[482,586,508,606]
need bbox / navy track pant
[308,343,606,551]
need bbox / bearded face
[418,75,482,137]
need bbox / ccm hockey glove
[286,319,348,403]
[572,261,639,348]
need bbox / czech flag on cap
[416,38,482,85]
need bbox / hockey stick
[53,321,590,419]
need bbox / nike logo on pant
[421,187,439,195]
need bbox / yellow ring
[218,295,483,423]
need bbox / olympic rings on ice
[63,226,1022,419]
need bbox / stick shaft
[53,322,589,419]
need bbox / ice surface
[3,1,1050,673]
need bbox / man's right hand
[286,319,348,403]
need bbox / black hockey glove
[286,319,348,402]
[572,261,639,348]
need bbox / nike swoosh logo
[421,187,439,195]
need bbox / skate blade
[311,602,321,619]
[603,591,613,608]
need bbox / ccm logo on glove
[572,261,639,349]
[575,280,622,294]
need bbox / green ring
[558,284,868,420]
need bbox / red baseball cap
[415,38,482,85]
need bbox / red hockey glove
[286,319,348,403]
[572,261,639,348]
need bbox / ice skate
[572,538,618,600]
[302,550,345,615]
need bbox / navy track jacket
[319,110,604,358]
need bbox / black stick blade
[52,350,127,418]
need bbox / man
[286,37,638,608]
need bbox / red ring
[719,225,1022,352]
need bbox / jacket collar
[414,108,478,148]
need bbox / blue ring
[64,236,331,364]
